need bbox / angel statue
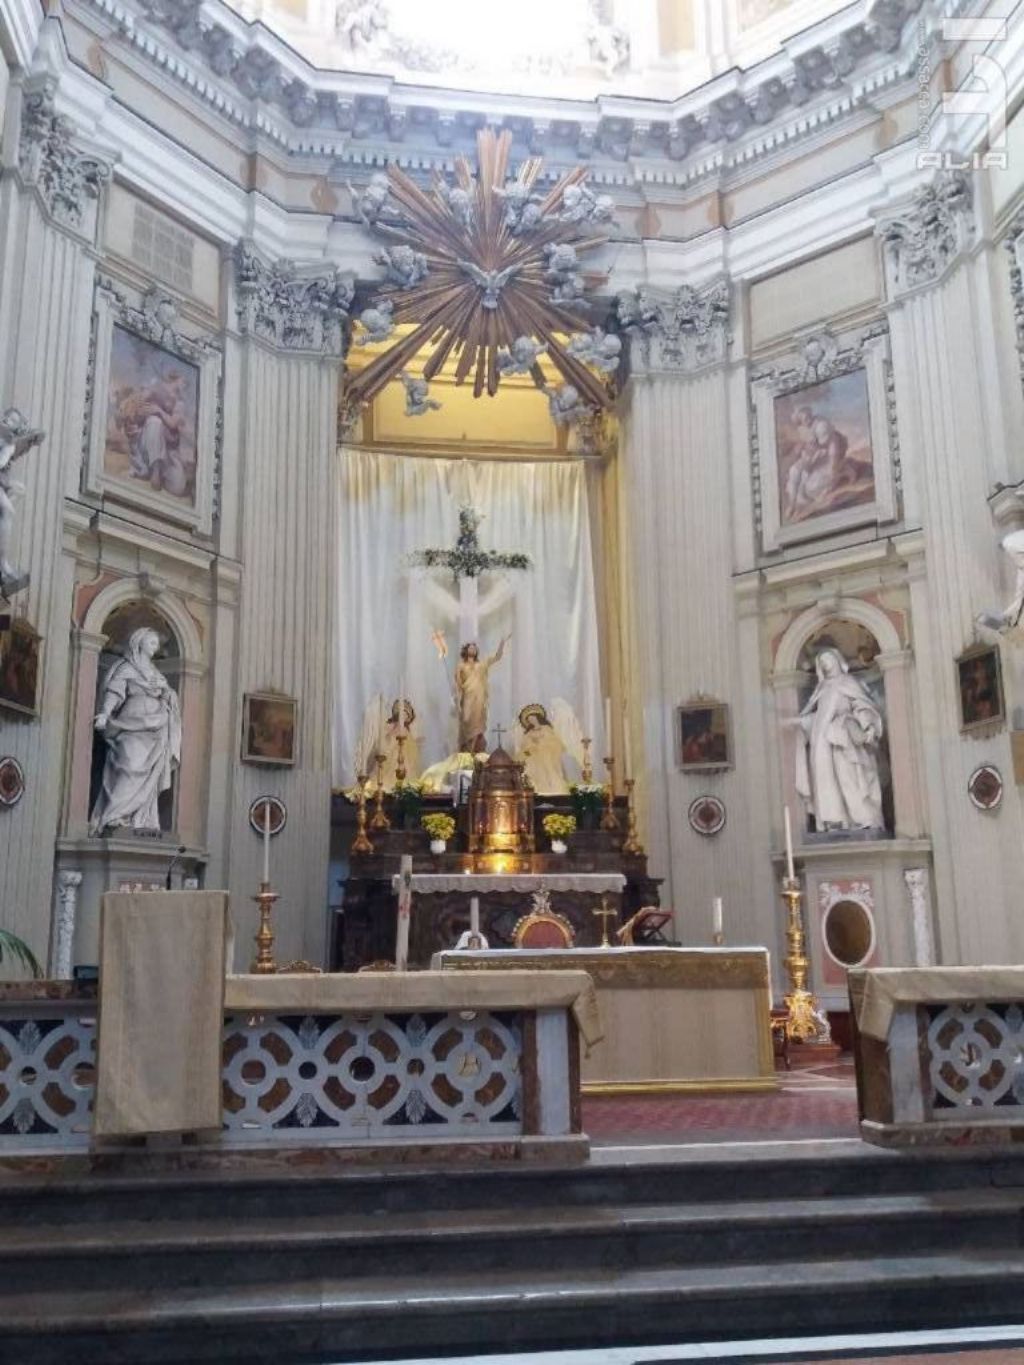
[976,529,1024,633]
[0,408,45,598]
[347,172,390,226]
[458,260,518,311]
[568,328,622,375]
[355,299,395,345]
[399,373,442,417]
[493,182,544,234]
[439,181,475,231]
[374,244,428,289]
[514,702,583,795]
[496,336,547,376]
[560,183,615,226]
[545,243,584,304]
[544,384,588,427]
[336,0,388,56]
[354,696,422,793]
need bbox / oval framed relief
[822,898,876,971]
[687,794,726,837]
[967,764,1003,812]
[0,756,25,808]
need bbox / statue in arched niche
[786,646,885,833]
[90,626,181,836]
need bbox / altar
[434,946,777,1094]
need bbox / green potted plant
[542,812,576,854]
[393,780,426,830]
[422,812,456,854]
[569,783,606,831]
[0,928,42,979]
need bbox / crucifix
[491,722,508,750]
[411,505,531,646]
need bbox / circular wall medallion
[822,898,876,970]
[688,794,726,837]
[249,795,287,836]
[0,756,25,808]
[968,764,1003,811]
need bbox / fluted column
[221,242,350,967]
[618,279,757,940]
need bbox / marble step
[0,1188,1020,1295]
[2,1249,1024,1365]
[6,1145,1024,1228]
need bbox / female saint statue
[90,627,182,835]
[455,637,509,753]
[788,647,885,832]
[515,704,570,795]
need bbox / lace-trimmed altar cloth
[850,966,1024,1040]
[390,872,626,895]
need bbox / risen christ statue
[455,637,509,753]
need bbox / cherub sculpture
[336,0,388,56]
[0,408,44,597]
[976,529,1024,633]
[496,335,547,376]
[355,299,395,345]
[347,172,391,227]
[567,328,622,375]
[544,384,588,426]
[545,243,584,304]
[374,244,428,289]
[560,182,615,225]
[399,372,441,417]
[493,181,544,234]
[587,17,630,78]
[439,181,475,231]
[457,259,518,310]
[615,285,660,333]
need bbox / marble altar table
[434,946,777,1095]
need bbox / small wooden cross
[491,722,507,750]
[592,898,618,949]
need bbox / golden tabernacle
[467,746,535,868]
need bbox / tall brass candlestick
[621,777,644,855]
[251,881,278,974]
[580,737,593,785]
[395,733,407,786]
[781,875,827,1041]
[351,773,374,854]
[371,752,391,830]
[600,757,619,830]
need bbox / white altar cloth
[390,873,626,895]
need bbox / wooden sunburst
[345,128,614,412]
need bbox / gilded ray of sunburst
[345,128,614,411]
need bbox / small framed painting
[678,700,731,772]
[242,693,298,766]
[956,645,1005,734]
[0,619,42,717]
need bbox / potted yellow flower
[422,812,456,854]
[542,812,576,854]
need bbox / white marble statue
[560,183,614,225]
[347,172,391,226]
[398,372,441,417]
[567,328,622,374]
[336,0,389,56]
[90,627,182,836]
[493,182,544,234]
[544,384,588,426]
[787,647,885,833]
[355,299,395,345]
[545,243,584,304]
[0,408,44,597]
[375,244,428,289]
[439,181,475,231]
[496,335,547,376]
[514,703,574,795]
[976,529,1024,632]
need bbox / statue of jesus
[455,637,509,753]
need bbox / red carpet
[582,1059,859,1144]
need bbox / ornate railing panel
[926,1002,1024,1114]
[222,1009,522,1140]
[0,1010,97,1146]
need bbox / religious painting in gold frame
[677,699,731,772]
[955,643,1004,735]
[242,692,297,766]
[0,618,42,717]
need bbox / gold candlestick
[395,732,408,786]
[251,881,278,974]
[781,875,827,1041]
[351,772,374,854]
[600,757,619,830]
[621,777,644,855]
[592,896,617,948]
[581,737,593,785]
[370,752,391,830]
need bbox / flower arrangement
[422,813,456,843]
[569,783,607,815]
[409,506,531,580]
[542,813,577,840]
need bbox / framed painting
[84,281,221,535]
[242,693,298,766]
[956,644,1005,734]
[0,618,42,717]
[752,330,897,550]
[678,700,731,772]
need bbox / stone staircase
[1,1142,1023,1364]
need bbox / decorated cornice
[74,0,940,186]
[232,240,355,355]
[1005,211,1024,398]
[17,81,112,230]
[875,171,975,299]
[616,277,731,376]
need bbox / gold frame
[0,617,42,717]
[241,691,298,767]
[677,697,732,772]
[955,642,1005,735]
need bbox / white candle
[623,712,632,780]
[378,694,386,748]
[784,805,795,881]
[604,697,612,757]
[712,896,723,938]
[262,800,271,885]
[470,896,480,936]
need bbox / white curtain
[333,448,603,786]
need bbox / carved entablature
[876,171,975,299]
[615,277,731,377]
[233,240,355,356]
[1005,211,1024,396]
[17,84,112,233]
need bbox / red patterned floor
[582,1059,859,1144]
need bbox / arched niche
[772,598,924,841]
